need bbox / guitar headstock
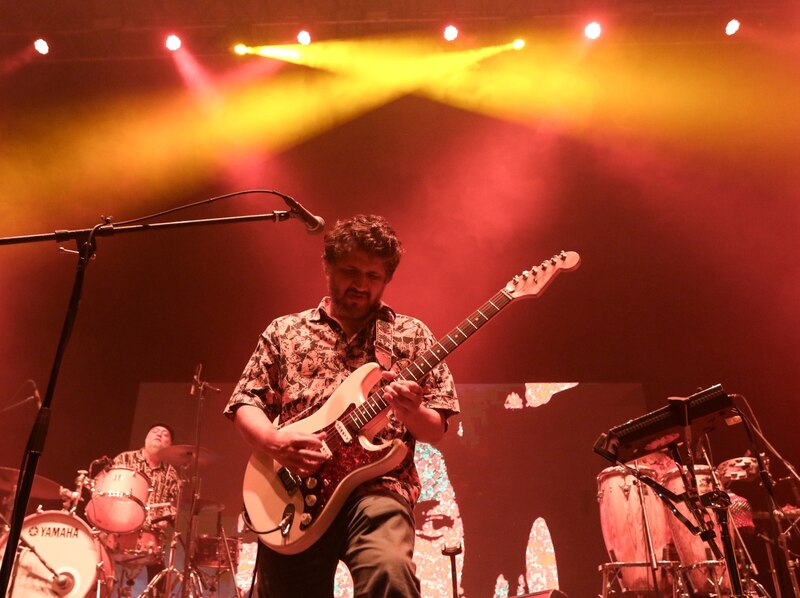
[505,251,581,299]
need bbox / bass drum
[661,466,731,596]
[0,510,114,597]
[597,465,672,593]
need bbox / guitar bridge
[277,466,300,495]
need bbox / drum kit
[597,455,775,597]
[0,444,242,598]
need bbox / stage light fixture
[443,25,459,42]
[512,39,526,50]
[234,43,248,56]
[165,34,182,52]
[297,30,312,46]
[725,19,741,36]
[33,38,49,55]
[584,21,602,40]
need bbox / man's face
[144,426,172,456]
[325,250,390,324]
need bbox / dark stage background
[1,8,799,595]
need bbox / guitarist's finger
[380,370,398,382]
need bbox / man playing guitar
[224,214,459,597]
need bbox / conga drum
[661,465,731,596]
[597,465,672,593]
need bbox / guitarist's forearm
[402,406,447,445]
[233,404,280,453]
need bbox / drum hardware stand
[633,461,665,591]
[192,513,243,598]
[739,408,800,598]
[598,560,686,598]
[141,529,202,598]
[702,443,764,591]
[218,514,244,598]
[777,526,800,597]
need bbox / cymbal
[157,444,219,468]
[0,466,62,500]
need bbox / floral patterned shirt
[224,297,459,506]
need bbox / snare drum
[0,510,114,597]
[193,535,241,569]
[661,466,730,596]
[597,465,672,593]
[86,467,151,533]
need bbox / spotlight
[33,38,49,55]
[443,25,459,42]
[512,39,526,50]
[234,43,248,56]
[584,21,602,40]
[297,30,311,46]
[165,34,182,52]
[725,19,740,36]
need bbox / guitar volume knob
[305,494,317,507]
[306,477,318,489]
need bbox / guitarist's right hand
[234,404,329,477]
[271,428,329,477]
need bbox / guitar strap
[374,318,394,371]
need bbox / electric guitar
[242,251,581,554]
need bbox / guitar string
[319,289,514,455]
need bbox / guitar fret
[488,299,500,310]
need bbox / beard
[331,289,381,322]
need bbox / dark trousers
[255,492,421,598]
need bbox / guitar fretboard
[347,288,514,430]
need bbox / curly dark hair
[323,214,404,278]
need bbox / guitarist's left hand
[381,371,446,444]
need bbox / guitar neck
[350,287,514,429]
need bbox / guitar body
[242,363,409,554]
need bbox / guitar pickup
[334,420,353,444]
[277,467,300,495]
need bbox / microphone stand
[0,209,292,595]
[182,364,220,598]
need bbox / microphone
[279,194,325,234]
[52,571,75,595]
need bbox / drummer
[110,423,180,578]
